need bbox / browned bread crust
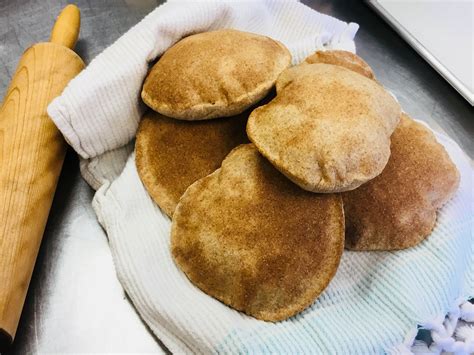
[171,144,344,321]
[304,50,375,79]
[142,29,291,120]
[135,111,248,217]
[342,114,460,250]
[247,63,401,193]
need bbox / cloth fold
[48,0,358,160]
[47,0,473,353]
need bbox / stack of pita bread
[136,29,460,321]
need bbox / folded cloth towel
[48,0,474,353]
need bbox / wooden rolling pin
[0,5,84,351]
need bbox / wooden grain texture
[0,43,84,341]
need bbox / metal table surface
[1,0,473,353]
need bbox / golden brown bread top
[142,29,291,120]
[247,63,401,193]
[342,114,460,250]
[171,144,344,321]
[304,50,375,79]
[135,111,248,217]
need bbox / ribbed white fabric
[47,1,474,353]
[48,0,358,160]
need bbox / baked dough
[304,50,375,79]
[247,63,401,192]
[342,114,460,250]
[142,29,291,120]
[136,111,248,216]
[171,144,344,321]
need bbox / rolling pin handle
[49,4,81,49]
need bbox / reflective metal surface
[0,0,473,353]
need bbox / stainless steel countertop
[1,0,473,353]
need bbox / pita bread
[135,111,248,217]
[142,29,291,120]
[343,114,460,250]
[171,144,344,321]
[304,50,375,79]
[247,63,401,193]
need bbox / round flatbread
[304,50,375,79]
[171,144,344,321]
[142,29,291,120]
[342,114,460,250]
[247,63,401,193]
[135,111,248,217]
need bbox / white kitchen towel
[47,0,474,353]
[48,0,357,160]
